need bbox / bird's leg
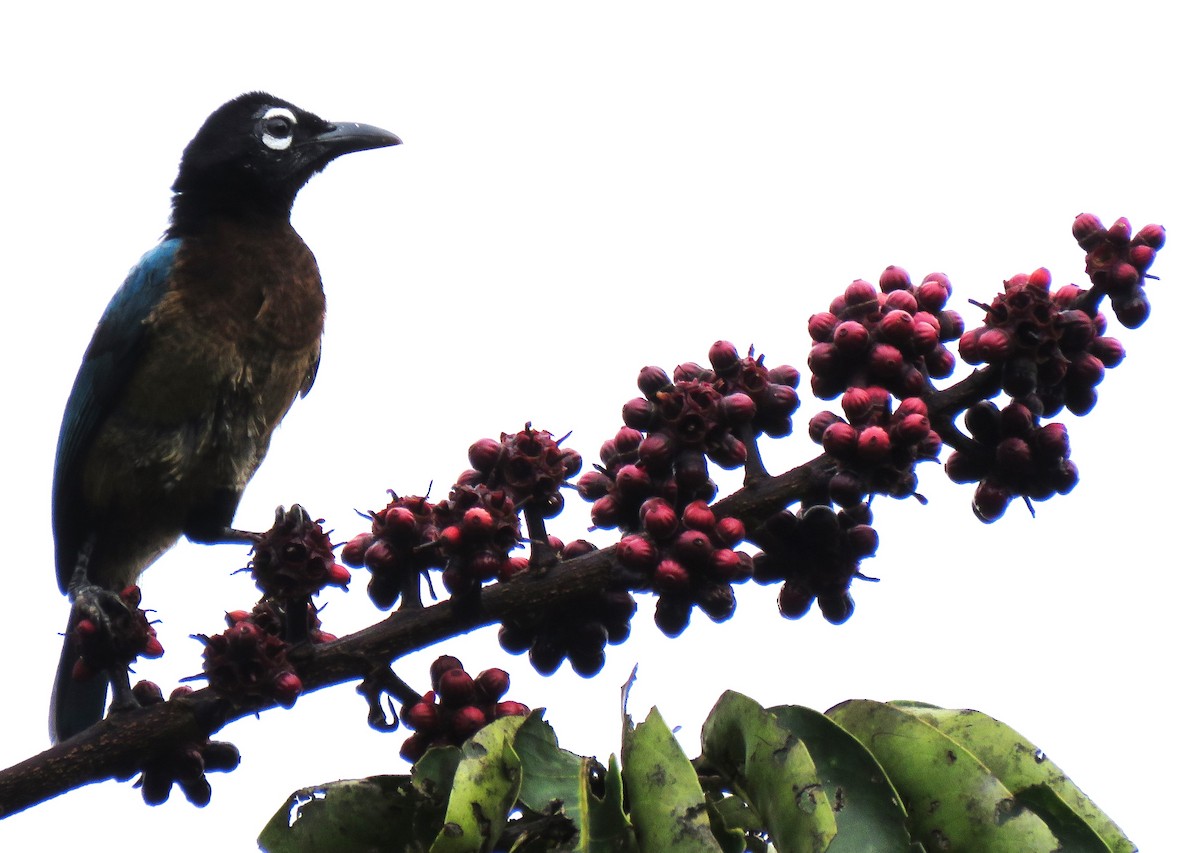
[65,537,152,715]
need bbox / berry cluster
[581,343,798,532]
[1073,214,1165,329]
[751,503,879,624]
[434,484,523,596]
[128,681,240,806]
[579,426,698,532]
[400,656,530,762]
[496,538,635,676]
[958,268,1126,416]
[807,268,964,400]
[67,584,163,683]
[459,425,583,519]
[499,582,636,676]
[197,609,305,709]
[614,499,752,637]
[624,342,799,462]
[945,400,1077,523]
[249,504,350,600]
[808,390,942,505]
[341,492,444,609]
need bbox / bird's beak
[312,121,402,157]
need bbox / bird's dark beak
[312,122,402,157]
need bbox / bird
[50,92,400,742]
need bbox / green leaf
[512,712,637,851]
[892,702,1134,853]
[431,715,525,853]
[768,704,912,853]
[623,706,724,852]
[700,692,837,853]
[258,775,427,852]
[827,699,1061,852]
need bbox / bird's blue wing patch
[52,239,182,591]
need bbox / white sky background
[1,2,1194,849]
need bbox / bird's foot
[65,582,164,709]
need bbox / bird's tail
[49,621,108,743]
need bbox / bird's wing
[52,239,183,592]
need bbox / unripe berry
[474,668,511,702]
[341,532,373,567]
[468,438,502,472]
[846,524,879,558]
[925,345,956,378]
[437,668,476,707]
[406,700,439,732]
[1072,212,1105,248]
[917,277,950,311]
[867,343,903,377]
[1090,336,1125,368]
[884,289,918,313]
[828,470,865,506]
[720,392,756,424]
[495,700,531,718]
[674,530,714,568]
[637,365,671,397]
[833,320,871,354]
[879,265,911,292]
[808,312,838,342]
[978,328,1013,360]
[450,706,488,739]
[640,498,679,539]
[840,387,873,424]
[844,279,878,311]
[808,410,842,443]
[617,534,658,570]
[274,672,303,708]
[972,481,1011,523]
[653,559,691,592]
[681,501,716,533]
[714,516,746,546]
[768,364,801,388]
[894,413,931,444]
[708,341,741,375]
[818,593,854,625]
[615,464,652,499]
[622,397,656,431]
[778,582,815,620]
[1133,223,1166,250]
[857,426,891,463]
[637,432,675,472]
[822,420,858,458]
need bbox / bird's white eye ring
[260,107,296,151]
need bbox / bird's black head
[169,92,400,233]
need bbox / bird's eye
[259,107,296,151]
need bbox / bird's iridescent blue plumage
[52,239,182,592]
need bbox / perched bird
[50,92,400,742]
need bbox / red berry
[840,387,873,424]
[641,498,679,539]
[708,341,741,375]
[474,668,511,702]
[273,672,303,708]
[637,366,671,397]
[653,559,691,592]
[494,700,531,718]
[879,265,911,292]
[857,426,891,463]
[681,501,716,533]
[437,668,476,707]
[867,343,903,377]
[808,312,838,342]
[713,516,745,546]
[833,320,871,354]
[1072,212,1105,247]
[406,700,439,732]
[844,279,878,310]
[450,705,488,739]
[616,534,658,570]
[1133,223,1165,250]
[468,438,502,472]
[341,532,374,567]
[821,420,858,458]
